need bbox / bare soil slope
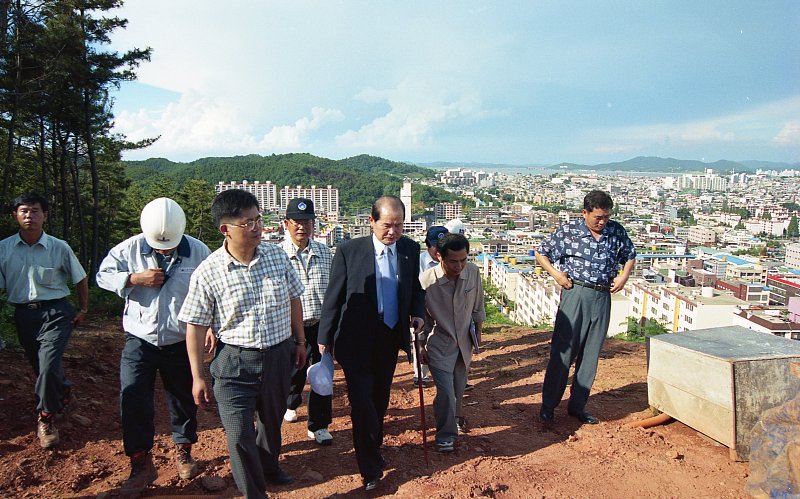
[0,321,748,498]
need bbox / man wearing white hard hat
[97,197,211,494]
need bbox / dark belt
[14,298,65,310]
[303,319,320,327]
[226,338,289,352]
[571,279,610,292]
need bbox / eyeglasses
[228,217,264,231]
[287,219,314,226]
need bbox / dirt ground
[0,320,749,498]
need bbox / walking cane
[412,328,430,466]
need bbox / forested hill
[123,153,458,211]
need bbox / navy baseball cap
[285,198,316,219]
[425,226,448,247]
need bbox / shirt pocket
[261,275,288,310]
[34,266,59,288]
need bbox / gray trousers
[14,298,74,414]
[211,339,294,499]
[428,352,468,445]
[541,285,610,413]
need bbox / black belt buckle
[19,298,60,310]
[573,279,609,292]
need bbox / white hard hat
[140,198,186,250]
[445,218,465,235]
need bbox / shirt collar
[432,263,463,284]
[15,231,48,248]
[372,235,396,256]
[576,217,602,239]
[141,235,191,257]
[222,240,264,268]
[284,237,314,258]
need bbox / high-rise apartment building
[216,180,279,210]
[280,185,339,216]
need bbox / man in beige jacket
[419,233,485,453]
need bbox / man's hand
[554,270,572,289]
[294,344,308,369]
[610,274,629,293]
[419,347,429,365]
[204,329,217,353]
[192,378,211,407]
[130,269,165,288]
[410,316,425,334]
[72,310,87,326]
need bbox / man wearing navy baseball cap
[281,198,335,447]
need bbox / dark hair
[211,189,260,225]
[437,233,469,258]
[583,190,613,212]
[371,195,405,222]
[12,192,49,213]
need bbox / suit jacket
[318,235,425,366]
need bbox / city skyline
[108,1,800,165]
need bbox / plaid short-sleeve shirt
[538,218,636,285]
[178,242,305,348]
[279,238,332,322]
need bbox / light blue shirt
[420,250,439,275]
[0,232,86,304]
[96,234,210,346]
[372,235,398,315]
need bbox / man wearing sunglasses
[97,197,211,494]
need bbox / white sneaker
[284,409,298,422]
[308,428,333,446]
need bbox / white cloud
[256,107,345,150]
[114,90,343,158]
[336,80,484,150]
[586,96,800,151]
[771,121,800,147]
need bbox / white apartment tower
[401,180,412,223]
[280,185,339,216]
[216,180,279,210]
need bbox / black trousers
[286,323,332,431]
[14,298,74,414]
[339,323,401,482]
[119,334,198,456]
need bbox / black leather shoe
[364,477,381,491]
[568,410,599,424]
[539,408,555,424]
[265,468,294,485]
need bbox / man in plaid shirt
[178,189,307,499]
[280,198,335,446]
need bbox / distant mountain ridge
[421,157,799,173]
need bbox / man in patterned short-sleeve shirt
[178,189,307,499]
[535,189,636,426]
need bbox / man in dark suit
[318,195,425,491]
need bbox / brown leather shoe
[37,412,60,449]
[176,444,199,479]
[120,451,157,494]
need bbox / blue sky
[108,1,800,165]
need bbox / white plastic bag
[307,351,334,396]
